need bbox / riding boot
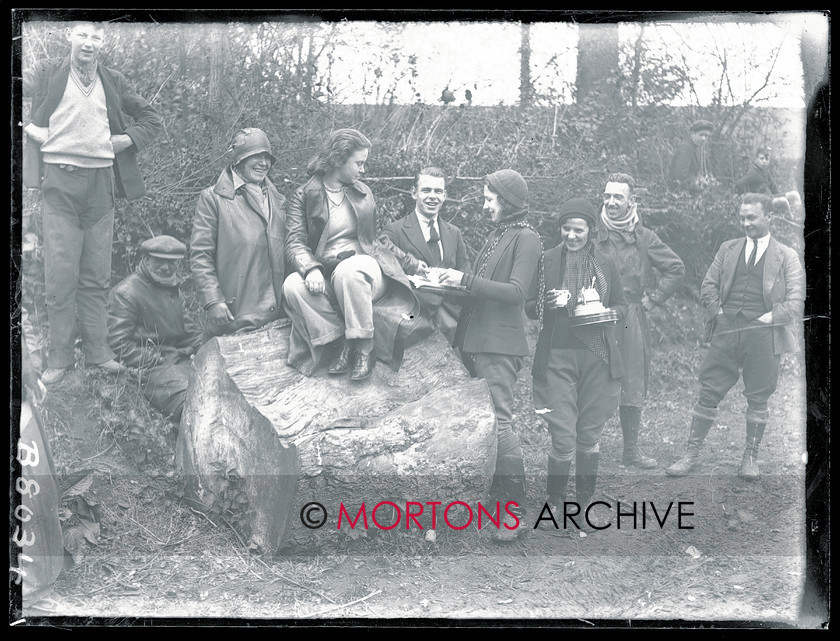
[492,452,527,543]
[546,453,572,507]
[665,415,715,476]
[620,405,657,468]
[739,422,767,481]
[543,454,572,533]
[575,451,608,532]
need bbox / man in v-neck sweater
[22,21,162,384]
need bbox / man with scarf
[595,173,685,468]
[108,236,202,421]
[439,169,543,543]
[530,198,627,533]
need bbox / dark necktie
[747,240,758,270]
[427,219,442,267]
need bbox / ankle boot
[620,405,657,468]
[739,422,767,481]
[665,415,715,476]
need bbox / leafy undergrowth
[22,297,811,622]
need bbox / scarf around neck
[476,212,546,329]
[559,241,609,362]
[599,202,639,233]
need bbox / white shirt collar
[745,234,771,264]
[415,209,440,238]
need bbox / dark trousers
[697,315,780,423]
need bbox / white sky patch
[317,19,805,108]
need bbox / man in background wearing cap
[381,166,470,343]
[440,169,543,542]
[108,236,202,421]
[735,147,779,196]
[666,193,804,480]
[669,120,715,189]
[23,21,163,384]
[594,173,685,469]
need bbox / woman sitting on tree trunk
[282,128,430,381]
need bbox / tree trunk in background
[176,320,497,551]
[575,23,621,106]
[520,22,533,108]
[207,24,226,146]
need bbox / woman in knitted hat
[528,197,627,533]
[439,169,543,542]
[191,127,287,340]
[283,128,429,380]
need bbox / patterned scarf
[477,213,546,329]
[560,241,609,363]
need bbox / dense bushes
[18,21,805,344]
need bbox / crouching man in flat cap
[107,236,202,421]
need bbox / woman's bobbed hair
[307,128,372,177]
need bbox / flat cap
[140,235,187,260]
[690,119,714,134]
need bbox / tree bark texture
[176,320,497,550]
[575,23,621,106]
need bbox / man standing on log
[22,20,163,384]
[108,236,202,421]
[381,167,470,343]
[594,173,685,469]
[665,193,804,480]
[439,169,543,543]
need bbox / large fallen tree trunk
[176,320,497,550]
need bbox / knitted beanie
[557,197,597,230]
[486,169,528,211]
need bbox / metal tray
[569,308,619,326]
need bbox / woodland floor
[15,300,819,627]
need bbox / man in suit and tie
[666,193,805,480]
[381,167,470,343]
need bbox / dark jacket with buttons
[454,225,541,357]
